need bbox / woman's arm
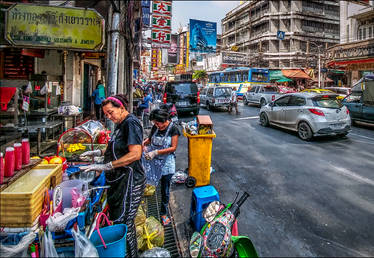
[111,144,142,168]
[157,135,179,155]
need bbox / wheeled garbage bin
[183,131,216,187]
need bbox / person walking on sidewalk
[92,80,106,120]
[80,94,145,257]
[229,87,240,115]
[142,109,180,226]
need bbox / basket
[89,213,127,258]
[0,164,62,227]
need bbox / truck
[342,74,374,124]
[243,85,281,107]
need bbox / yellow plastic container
[184,131,216,187]
[0,164,62,227]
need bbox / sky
[171,1,241,34]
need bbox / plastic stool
[190,185,220,232]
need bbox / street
[171,102,374,257]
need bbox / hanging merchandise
[24,81,33,94]
[48,82,53,93]
[22,96,29,112]
[40,83,47,95]
[55,83,61,96]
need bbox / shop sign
[222,51,248,65]
[5,3,104,50]
[152,0,172,16]
[82,52,106,59]
[151,29,171,45]
[151,48,159,70]
[152,14,171,30]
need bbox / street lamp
[309,42,322,88]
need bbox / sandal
[161,215,171,226]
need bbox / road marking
[349,133,374,141]
[331,165,374,187]
[234,116,259,121]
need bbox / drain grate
[145,186,181,257]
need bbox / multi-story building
[221,0,340,69]
[326,0,374,85]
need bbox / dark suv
[163,81,200,115]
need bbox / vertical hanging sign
[151,0,172,48]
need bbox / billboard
[168,34,178,64]
[189,19,216,53]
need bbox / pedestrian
[229,87,240,115]
[92,80,106,120]
[142,109,180,226]
[79,94,145,257]
[137,92,153,116]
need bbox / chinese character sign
[151,0,172,48]
[151,49,159,70]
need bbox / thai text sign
[222,52,248,65]
[5,4,104,50]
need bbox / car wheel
[298,122,313,141]
[337,132,348,138]
[260,98,266,107]
[260,112,269,127]
[243,96,248,105]
[207,103,212,111]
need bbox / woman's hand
[145,150,158,160]
[80,162,113,172]
[80,149,102,159]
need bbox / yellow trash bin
[183,131,216,187]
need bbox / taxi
[301,88,344,100]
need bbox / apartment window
[369,27,372,38]
[363,27,367,39]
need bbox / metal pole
[318,47,321,89]
[105,10,121,133]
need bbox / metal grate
[145,186,181,258]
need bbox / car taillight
[197,91,200,104]
[163,93,167,104]
[272,95,275,101]
[346,108,349,114]
[308,108,325,116]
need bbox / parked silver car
[243,85,281,107]
[259,93,351,140]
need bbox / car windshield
[172,83,197,94]
[215,88,231,97]
[312,96,343,109]
[263,86,278,93]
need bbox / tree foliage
[193,70,208,81]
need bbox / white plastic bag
[46,207,79,232]
[0,232,36,257]
[140,247,171,257]
[171,170,188,184]
[43,231,58,258]
[40,83,47,95]
[71,228,98,257]
[24,81,33,94]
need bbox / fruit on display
[49,157,63,164]
[41,159,49,164]
[66,143,86,153]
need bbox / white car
[243,85,281,107]
[259,92,351,140]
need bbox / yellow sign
[5,3,104,50]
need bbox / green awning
[269,70,292,82]
[276,78,292,82]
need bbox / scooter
[190,192,258,258]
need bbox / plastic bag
[71,188,86,208]
[0,232,36,257]
[144,184,156,196]
[140,216,164,251]
[71,228,98,257]
[171,170,188,184]
[24,81,33,94]
[40,83,47,95]
[46,207,79,232]
[140,247,171,257]
[43,231,58,258]
[135,205,147,227]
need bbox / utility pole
[309,41,321,88]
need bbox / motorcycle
[189,192,258,258]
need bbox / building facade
[221,0,340,69]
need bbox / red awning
[282,69,311,79]
[328,58,374,67]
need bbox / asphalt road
[170,102,374,257]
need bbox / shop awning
[328,58,374,67]
[282,69,311,79]
[269,70,292,82]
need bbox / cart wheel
[185,176,196,188]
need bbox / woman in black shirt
[80,94,145,257]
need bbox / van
[163,81,200,115]
[201,86,232,111]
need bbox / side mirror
[269,102,274,107]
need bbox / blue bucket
[89,213,127,257]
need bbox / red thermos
[22,138,30,165]
[4,147,15,177]
[14,143,23,171]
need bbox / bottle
[13,143,23,171]
[4,147,15,177]
[21,138,30,165]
